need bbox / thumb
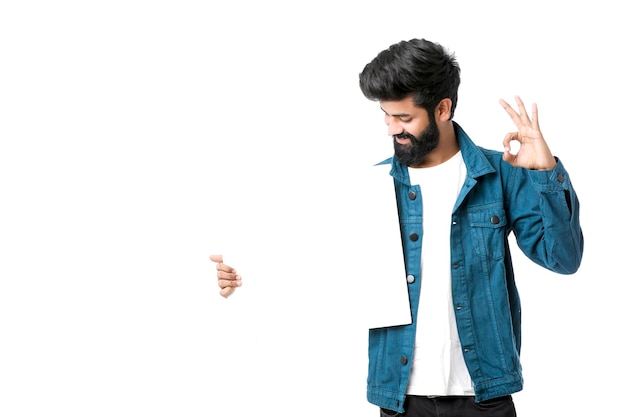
[209,254,223,263]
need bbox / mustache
[394,133,417,141]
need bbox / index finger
[217,263,236,273]
[499,97,523,128]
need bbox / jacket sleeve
[507,158,584,274]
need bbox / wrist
[532,156,557,171]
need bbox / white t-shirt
[405,150,474,396]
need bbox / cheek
[414,119,434,136]
[406,123,423,137]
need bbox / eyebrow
[380,106,411,118]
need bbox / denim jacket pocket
[468,205,507,260]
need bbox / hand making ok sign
[499,96,557,171]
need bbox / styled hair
[359,38,461,119]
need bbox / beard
[393,113,440,167]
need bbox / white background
[1,1,623,416]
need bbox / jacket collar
[383,121,496,185]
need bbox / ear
[435,98,452,121]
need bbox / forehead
[379,96,425,116]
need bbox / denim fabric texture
[367,123,584,413]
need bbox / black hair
[359,38,461,119]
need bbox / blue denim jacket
[367,123,584,412]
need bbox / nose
[386,117,403,137]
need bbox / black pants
[380,395,517,417]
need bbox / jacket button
[400,356,408,365]
[409,233,419,241]
[408,191,417,200]
[490,215,500,224]
[407,274,415,284]
[557,173,565,183]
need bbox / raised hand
[499,96,556,170]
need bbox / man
[211,38,583,416]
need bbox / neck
[410,121,459,168]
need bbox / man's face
[380,97,439,167]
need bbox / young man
[211,38,583,417]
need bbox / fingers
[499,98,520,126]
[514,96,529,121]
[218,274,242,298]
[215,261,236,274]
[210,254,242,298]
[499,96,535,128]
[502,131,516,152]
[217,268,240,281]
[502,132,518,164]
[530,102,539,130]
[515,96,540,130]
[220,286,236,298]
[210,254,237,274]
